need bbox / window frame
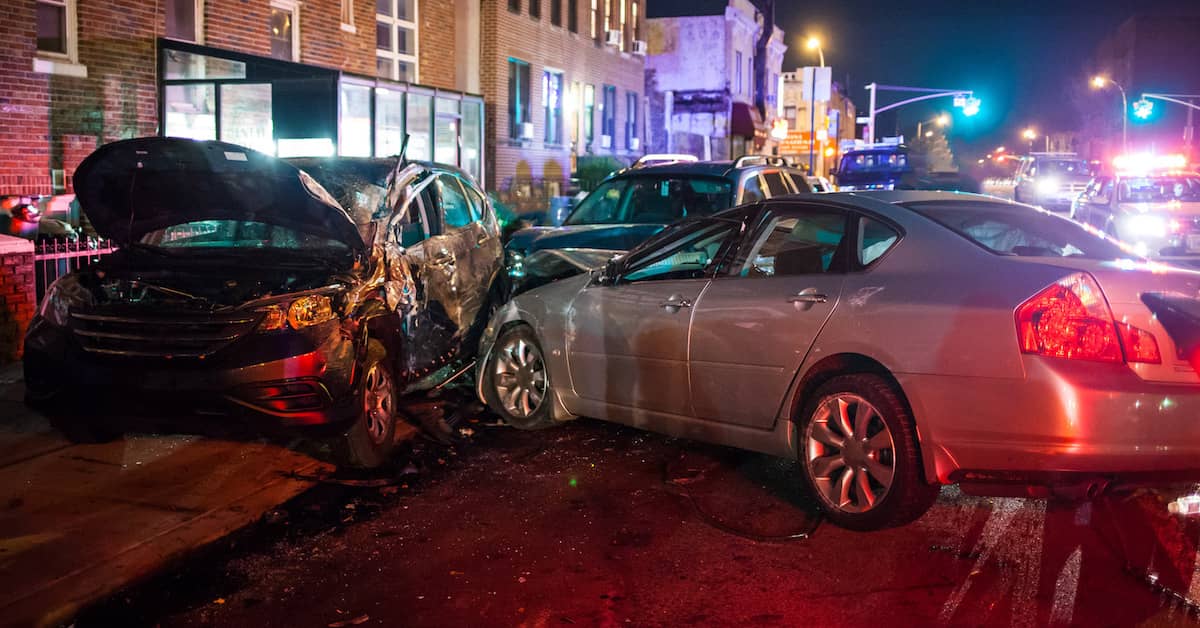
[165,0,205,43]
[33,0,86,76]
[437,173,476,230]
[268,0,301,62]
[508,0,521,13]
[508,58,532,140]
[583,84,596,147]
[625,90,638,150]
[550,0,562,26]
[601,84,617,147]
[376,0,419,83]
[340,0,356,32]
[616,216,746,285]
[568,0,578,32]
[543,69,564,145]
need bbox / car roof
[609,160,806,180]
[836,190,1005,205]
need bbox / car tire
[27,394,122,444]
[337,358,399,469]
[484,325,555,430]
[797,374,939,530]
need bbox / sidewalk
[0,362,332,627]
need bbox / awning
[731,102,767,138]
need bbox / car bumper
[899,356,1200,488]
[23,317,360,433]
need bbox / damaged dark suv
[23,137,504,467]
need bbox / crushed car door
[688,202,851,429]
[567,218,741,418]
[448,175,504,341]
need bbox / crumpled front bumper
[24,316,360,432]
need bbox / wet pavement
[78,416,1200,627]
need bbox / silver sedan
[476,191,1200,530]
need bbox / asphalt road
[80,416,1200,627]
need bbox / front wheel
[484,326,555,430]
[798,374,939,530]
[337,359,399,468]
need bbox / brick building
[481,0,647,205]
[0,0,485,198]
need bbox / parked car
[477,190,1200,530]
[504,156,811,277]
[1071,158,1200,260]
[24,137,504,467]
[1012,153,1092,212]
[806,175,835,193]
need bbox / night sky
[651,0,1200,154]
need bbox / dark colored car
[23,138,503,467]
[505,156,811,278]
[832,145,911,191]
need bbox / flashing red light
[1017,273,1160,364]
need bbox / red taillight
[1016,273,1161,364]
[1117,322,1162,364]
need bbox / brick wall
[419,0,457,90]
[0,237,35,364]
[481,0,646,192]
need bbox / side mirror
[601,256,623,285]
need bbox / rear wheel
[798,374,938,530]
[484,326,555,430]
[337,359,399,468]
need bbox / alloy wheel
[362,364,395,446]
[805,393,896,514]
[492,336,547,419]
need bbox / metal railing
[33,237,117,304]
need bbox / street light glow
[935,114,950,127]
[1091,75,1108,89]
[924,130,934,138]
[1022,128,1037,140]
[806,36,821,50]
[996,146,1006,153]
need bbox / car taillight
[1016,272,1160,364]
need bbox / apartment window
[747,57,754,98]
[568,0,578,32]
[550,0,561,26]
[584,84,595,146]
[632,1,639,41]
[508,0,520,12]
[36,0,73,57]
[735,51,743,95]
[590,0,597,40]
[601,85,616,146]
[269,1,299,62]
[604,0,612,31]
[530,0,540,19]
[625,91,638,150]
[508,59,532,140]
[340,0,355,31]
[618,0,625,50]
[166,0,203,43]
[544,70,563,145]
[377,0,418,82]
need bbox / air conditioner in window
[605,29,623,47]
[520,122,535,139]
[630,137,641,151]
[631,40,647,55]
[600,134,612,149]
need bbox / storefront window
[164,84,217,141]
[375,88,405,157]
[461,100,483,183]
[163,49,245,80]
[434,97,459,166]
[406,92,432,161]
[220,84,274,154]
[339,83,373,157]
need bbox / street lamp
[1091,75,1128,152]
[1022,127,1037,152]
[805,36,825,68]
[863,83,977,144]
[916,113,950,138]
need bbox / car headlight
[1036,178,1060,195]
[507,251,527,278]
[38,275,94,327]
[1124,214,1167,238]
[257,295,336,331]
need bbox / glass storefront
[159,40,486,184]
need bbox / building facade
[480,0,647,208]
[643,0,785,161]
[779,71,857,177]
[0,0,484,199]
[1083,15,1200,161]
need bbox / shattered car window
[142,220,352,251]
[907,201,1130,259]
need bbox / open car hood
[74,138,365,253]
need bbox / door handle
[787,293,828,304]
[660,295,693,312]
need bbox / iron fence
[33,237,117,304]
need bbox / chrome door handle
[787,293,828,304]
[660,295,693,311]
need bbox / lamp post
[863,83,978,144]
[1022,127,1037,153]
[805,36,824,174]
[1091,75,1128,152]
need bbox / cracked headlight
[257,295,336,332]
[38,275,94,327]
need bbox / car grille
[70,309,261,359]
[1064,182,1087,194]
